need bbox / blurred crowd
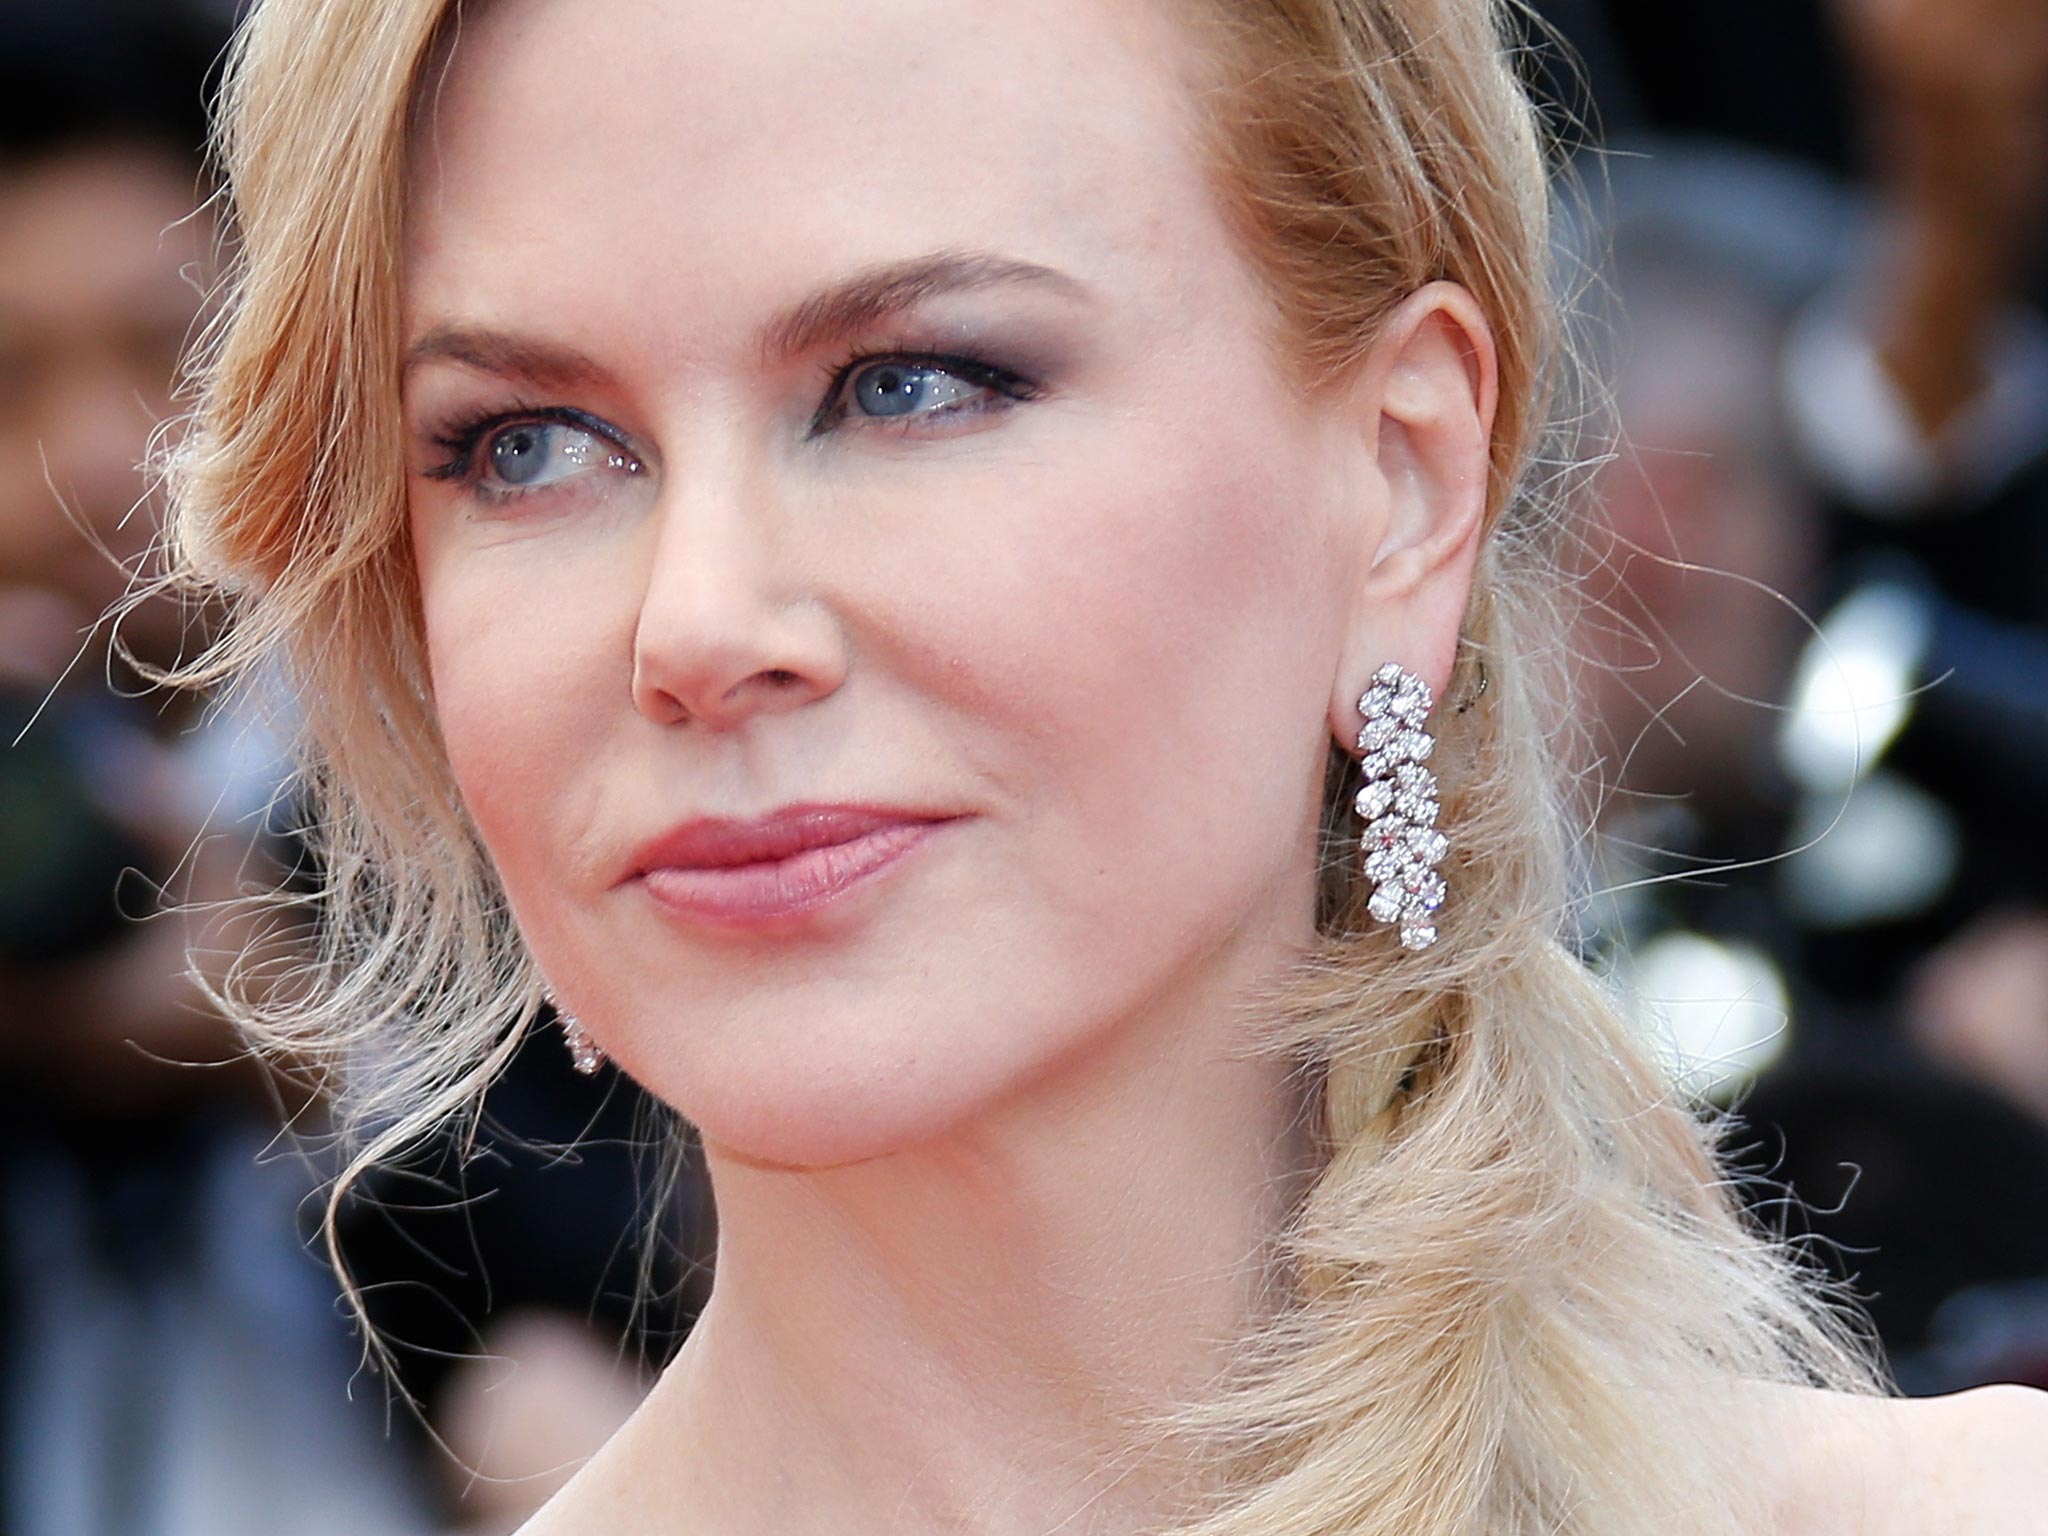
[0,0,2043,1531]
[1545,0,2048,1393]
[0,5,695,1532]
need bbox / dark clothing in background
[337,1025,703,1467]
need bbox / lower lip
[639,819,952,927]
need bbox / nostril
[765,669,803,687]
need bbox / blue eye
[423,408,645,504]
[847,360,986,419]
[813,351,1036,437]
[483,419,631,490]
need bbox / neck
[597,947,1317,1536]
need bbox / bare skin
[405,2,1479,1529]
[1756,1384,2048,1535]
[394,0,2046,1530]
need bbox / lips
[626,804,957,926]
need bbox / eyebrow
[402,326,610,389]
[402,251,1088,388]
[756,251,1089,362]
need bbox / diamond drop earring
[542,988,606,1076]
[1353,662,1449,951]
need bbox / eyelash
[420,348,1042,500]
[807,346,1041,437]
[421,401,624,501]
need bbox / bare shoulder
[1759,1383,2048,1535]
[1888,1384,2048,1532]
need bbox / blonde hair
[160,0,1883,1531]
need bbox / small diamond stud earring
[542,988,606,1076]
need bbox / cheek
[1109,456,1328,839]
[1086,408,1328,706]
[414,534,610,889]
[919,402,1342,939]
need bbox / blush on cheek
[419,575,596,890]
[940,416,1329,938]
[1032,421,1322,711]
[434,694,548,892]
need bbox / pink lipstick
[627,805,955,927]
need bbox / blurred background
[0,0,2043,1530]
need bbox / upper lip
[624,803,956,876]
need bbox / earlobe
[1325,281,1498,740]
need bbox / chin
[624,999,1071,1173]
[695,1112,949,1173]
[682,1076,1008,1172]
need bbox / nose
[628,462,848,730]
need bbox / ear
[1326,281,1498,746]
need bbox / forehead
[403,0,1240,344]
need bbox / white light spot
[1779,581,1930,792]
[1628,931,1792,1101]
[1781,769,1960,929]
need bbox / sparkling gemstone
[1354,672,1449,944]
[563,1020,604,1075]
[1354,781,1394,820]
[1393,790,1436,824]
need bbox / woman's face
[404,0,1383,1165]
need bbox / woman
[161,0,2046,1530]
